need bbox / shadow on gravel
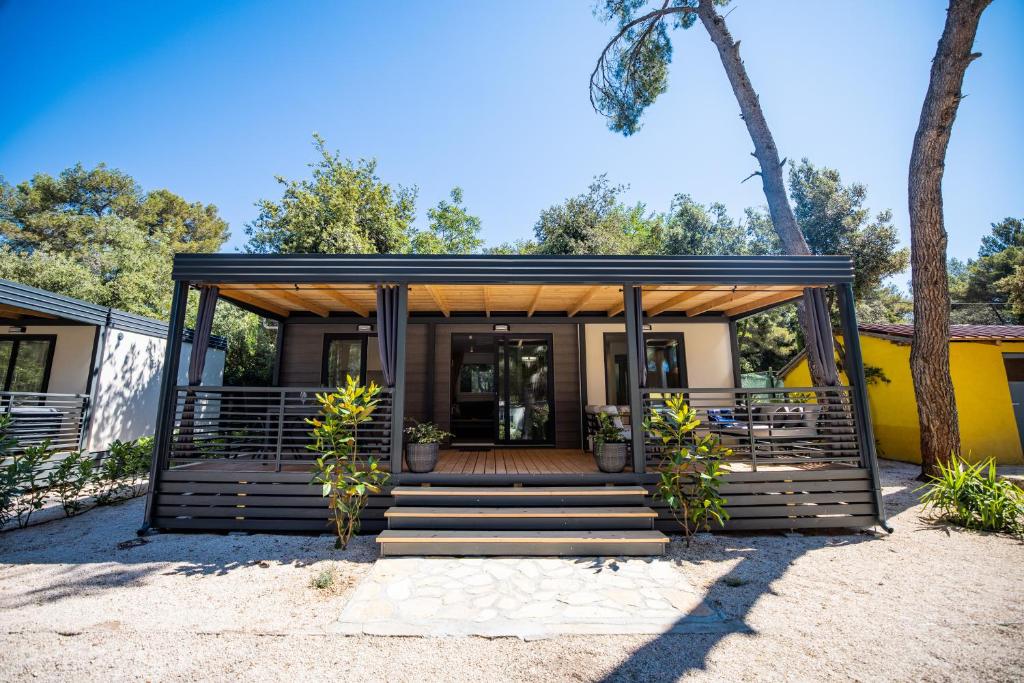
[0,496,377,607]
[598,530,881,681]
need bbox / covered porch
[145,254,887,535]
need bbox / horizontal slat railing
[642,386,863,471]
[166,386,393,471]
[0,391,90,454]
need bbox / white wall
[14,325,95,395]
[583,321,735,406]
[85,329,225,451]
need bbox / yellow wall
[782,335,1024,465]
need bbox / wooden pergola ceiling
[216,283,811,319]
[0,303,57,320]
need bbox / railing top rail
[641,386,851,395]
[173,385,394,394]
[0,391,91,399]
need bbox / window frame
[602,331,688,405]
[320,333,374,387]
[0,334,57,394]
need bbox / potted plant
[593,412,628,473]
[403,420,453,473]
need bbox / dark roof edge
[0,278,224,348]
[172,253,855,285]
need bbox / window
[603,332,687,405]
[321,335,384,387]
[0,336,56,393]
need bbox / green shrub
[310,568,335,590]
[307,375,391,550]
[46,451,95,517]
[403,420,453,445]
[0,415,20,527]
[12,442,51,528]
[647,394,731,546]
[917,455,1024,535]
[95,436,154,505]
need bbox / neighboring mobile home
[0,279,225,455]
[145,254,889,556]
[782,323,1024,466]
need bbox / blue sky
[1,0,1021,269]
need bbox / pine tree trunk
[695,0,837,388]
[909,0,990,479]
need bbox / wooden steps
[380,484,668,556]
[385,506,658,530]
[376,529,669,557]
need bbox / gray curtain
[376,284,398,387]
[803,288,840,387]
[628,286,647,388]
[188,285,219,386]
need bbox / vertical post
[389,284,409,476]
[141,280,190,532]
[837,282,891,531]
[274,390,286,472]
[577,323,588,452]
[425,322,436,422]
[271,321,285,387]
[728,319,743,388]
[622,284,646,474]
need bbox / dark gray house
[144,254,887,556]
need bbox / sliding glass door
[450,333,554,445]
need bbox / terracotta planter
[594,442,628,473]
[406,443,440,473]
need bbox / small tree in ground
[307,376,391,549]
[647,394,730,546]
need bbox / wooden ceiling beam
[527,286,544,317]
[723,290,803,317]
[276,289,330,317]
[645,290,705,317]
[322,288,370,317]
[686,290,760,317]
[219,289,291,318]
[567,286,601,317]
[423,285,450,317]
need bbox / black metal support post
[622,284,646,474]
[836,282,891,532]
[140,280,189,533]
[389,284,409,475]
[271,321,285,387]
[729,319,742,388]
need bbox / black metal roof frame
[0,278,226,348]
[172,253,855,286]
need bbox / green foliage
[307,376,392,549]
[403,420,453,445]
[46,451,96,517]
[411,187,483,254]
[788,160,909,298]
[647,394,730,545]
[949,218,1024,324]
[533,175,662,255]
[310,568,336,590]
[0,416,19,528]
[593,412,626,446]
[0,163,228,319]
[95,437,152,505]
[11,442,50,528]
[663,196,779,257]
[917,455,1024,535]
[246,134,416,255]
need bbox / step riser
[378,540,666,557]
[388,517,654,531]
[392,494,645,506]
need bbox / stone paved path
[332,556,742,639]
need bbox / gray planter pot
[594,442,628,473]
[406,443,440,473]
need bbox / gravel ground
[1,459,1022,682]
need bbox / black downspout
[139,281,189,535]
[836,282,892,533]
[577,323,588,452]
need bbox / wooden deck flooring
[432,449,606,475]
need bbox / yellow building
[780,324,1024,465]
